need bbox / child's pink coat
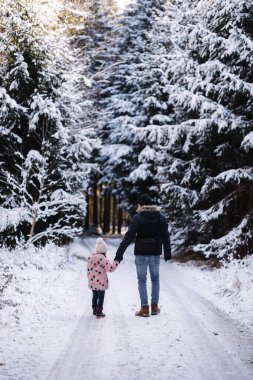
[87,252,118,290]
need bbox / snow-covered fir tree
[0,0,95,245]
[74,0,118,164]
[98,0,170,209]
[155,0,253,258]
[71,0,119,225]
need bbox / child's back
[87,237,119,318]
[87,252,118,291]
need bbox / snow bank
[211,256,253,328]
[179,255,253,331]
[0,243,86,379]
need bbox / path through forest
[48,238,253,380]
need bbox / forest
[1,2,253,379]
[0,0,253,261]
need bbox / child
[87,237,119,318]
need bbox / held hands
[164,253,171,262]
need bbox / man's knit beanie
[137,194,152,206]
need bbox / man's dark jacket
[115,206,171,262]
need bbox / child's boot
[92,306,97,316]
[96,308,106,318]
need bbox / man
[115,194,171,317]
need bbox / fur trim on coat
[137,205,161,213]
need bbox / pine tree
[99,0,170,209]
[72,0,118,233]
[156,0,253,258]
[0,0,95,245]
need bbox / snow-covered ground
[0,243,86,380]
[178,256,253,330]
[0,238,253,380]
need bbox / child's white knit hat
[95,237,107,254]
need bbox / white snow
[25,150,43,164]
[0,243,85,379]
[0,207,31,232]
[199,202,224,222]
[117,0,131,11]
[195,215,252,258]
[0,238,253,380]
[242,131,253,151]
[129,163,151,182]
[178,256,253,331]
[138,146,156,162]
[101,144,133,164]
[201,168,253,195]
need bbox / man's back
[115,204,171,261]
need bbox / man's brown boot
[151,304,160,315]
[135,305,150,317]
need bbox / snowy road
[48,238,253,380]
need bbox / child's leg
[96,291,105,317]
[97,290,105,310]
[92,290,99,314]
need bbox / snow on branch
[194,215,253,259]
[242,131,253,151]
[0,207,31,232]
[201,168,253,195]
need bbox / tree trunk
[103,189,111,234]
[93,183,99,228]
[112,193,117,234]
[29,211,38,241]
[84,192,90,231]
[29,178,44,242]
[117,207,123,235]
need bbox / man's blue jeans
[135,255,160,306]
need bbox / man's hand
[164,254,171,262]
[114,257,122,263]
